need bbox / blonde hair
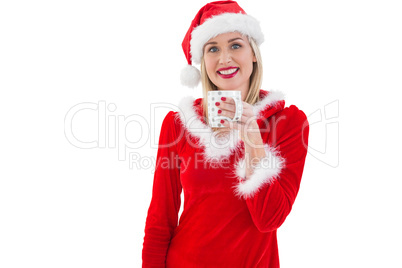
[201,36,263,131]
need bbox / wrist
[243,132,263,148]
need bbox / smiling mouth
[218,68,239,75]
[217,67,239,78]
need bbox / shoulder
[282,105,307,124]
[164,110,179,121]
[269,105,309,148]
[161,111,188,143]
[277,105,309,129]
[157,111,186,151]
[161,111,182,132]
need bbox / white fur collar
[176,90,285,161]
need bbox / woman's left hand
[217,97,262,145]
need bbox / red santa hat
[181,1,264,88]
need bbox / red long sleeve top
[143,90,309,267]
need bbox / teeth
[219,68,238,75]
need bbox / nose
[219,49,231,64]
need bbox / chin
[214,77,248,91]
[216,83,242,91]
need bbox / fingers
[215,97,236,110]
[216,97,252,114]
[220,119,242,131]
[215,98,236,120]
[215,97,257,131]
[216,98,260,141]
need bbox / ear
[253,54,257,63]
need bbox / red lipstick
[217,67,239,79]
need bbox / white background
[1,0,401,267]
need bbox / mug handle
[215,96,243,122]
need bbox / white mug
[207,90,243,128]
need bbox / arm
[142,111,182,267]
[235,106,309,232]
[243,123,268,179]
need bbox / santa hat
[181,1,264,88]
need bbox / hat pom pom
[180,65,201,88]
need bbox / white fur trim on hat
[180,65,201,88]
[190,13,264,64]
[233,144,285,199]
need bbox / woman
[142,1,309,267]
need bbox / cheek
[204,58,216,78]
[242,53,255,73]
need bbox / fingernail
[220,120,225,124]
[218,110,222,114]
[221,97,226,101]
[215,102,220,106]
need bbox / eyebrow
[204,37,244,48]
[228,37,244,43]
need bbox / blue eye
[209,47,218,53]
[232,44,241,49]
